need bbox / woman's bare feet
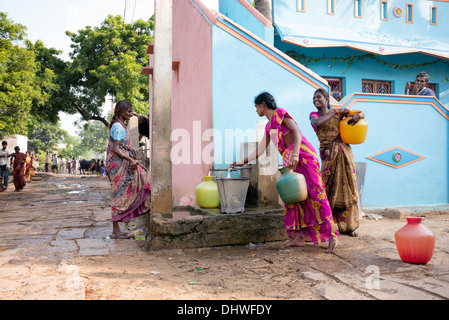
[327,237,338,252]
[280,236,305,249]
[110,221,132,239]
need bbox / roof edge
[190,0,219,25]
[236,0,273,27]
[282,37,449,61]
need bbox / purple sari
[265,108,340,244]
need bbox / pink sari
[266,108,340,244]
[106,122,151,222]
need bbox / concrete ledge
[149,204,449,249]
[150,207,287,249]
[364,204,449,216]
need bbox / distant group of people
[45,151,78,174]
[0,142,111,193]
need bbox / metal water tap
[209,165,251,172]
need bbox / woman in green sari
[309,89,364,237]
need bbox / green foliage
[1,12,154,142]
[76,120,109,157]
[27,121,68,154]
[27,40,75,122]
[0,12,56,138]
[66,15,154,121]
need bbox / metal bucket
[216,177,250,214]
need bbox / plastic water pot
[339,115,368,145]
[195,176,220,208]
[275,166,308,204]
[395,217,435,264]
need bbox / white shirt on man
[0,149,11,168]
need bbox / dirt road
[1,173,448,300]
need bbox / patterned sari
[266,108,340,245]
[106,122,151,223]
[310,111,359,234]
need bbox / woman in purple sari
[106,100,151,239]
[232,92,339,252]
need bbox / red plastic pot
[395,217,435,264]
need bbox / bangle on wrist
[291,154,299,158]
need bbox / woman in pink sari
[232,92,339,252]
[106,100,151,239]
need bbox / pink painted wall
[171,0,214,206]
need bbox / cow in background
[78,158,96,174]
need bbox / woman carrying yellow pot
[309,89,365,237]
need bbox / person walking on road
[12,146,26,192]
[45,151,51,172]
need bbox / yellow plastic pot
[339,112,368,145]
[195,176,220,208]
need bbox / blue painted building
[214,0,449,208]
[164,0,448,209]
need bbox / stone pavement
[0,173,115,299]
[0,173,449,300]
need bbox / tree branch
[71,102,110,127]
[91,115,110,127]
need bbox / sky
[1,0,218,136]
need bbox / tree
[27,121,68,154]
[0,12,56,138]
[254,0,273,23]
[1,12,154,140]
[57,135,77,159]
[27,40,76,124]
[77,120,109,157]
[65,15,154,127]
